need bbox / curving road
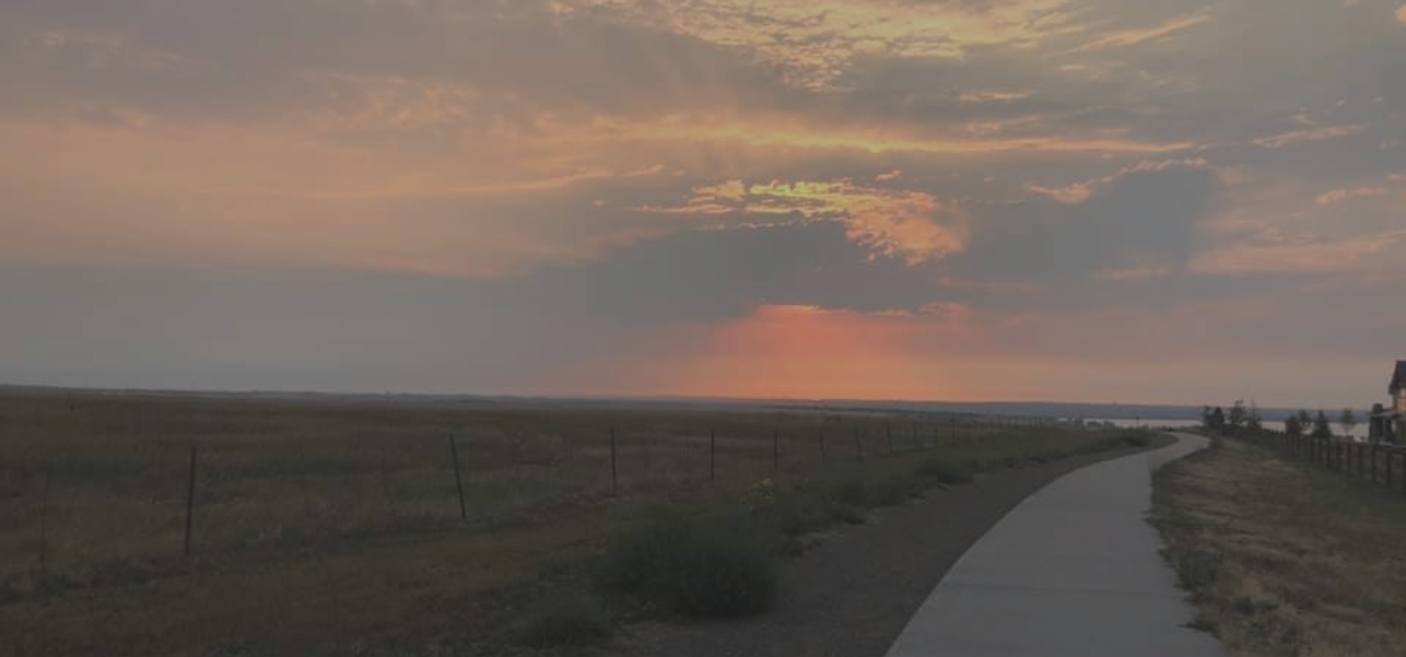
[884,433,1225,657]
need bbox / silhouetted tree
[1248,401,1263,431]
[1297,409,1314,431]
[1208,406,1226,431]
[1228,400,1248,431]
[1340,409,1358,439]
[1311,410,1333,439]
[1284,414,1303,437]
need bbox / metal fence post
[38,467,51,578]
[818,428,826,464]
[772,430,780,475]
[183,444,197,558]
[610,427,619,495]
[854,427,863,462]
[709,429,717,482]
[449,436,467,521]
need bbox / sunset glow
[3,0,1405,407]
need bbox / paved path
[884,433,1225,657]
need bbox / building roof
[1393,360,1406,395]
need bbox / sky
[2,0,1404,408]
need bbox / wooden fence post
[1371,445,1378,484]
[183,444,197,558]
[610,428,619,495]
[449,436,467,521]
[818,429,826,464]
[1377,450,1389,492]
[854,427,863,462]
[911,422,918,451]
[886,423,893,454]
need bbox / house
[1370,360,1406,443]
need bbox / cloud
[644,178,970,265]
[959,90,1034,103]
[1026,182,1094,204]
[564,0,1085,90]
[1191,230,1406,275]
[1398,6,1406,26]
[948,159,1220,288]
[1253,124,1365,149]
[1025,157,1211,205]
[604,114,1197,155]
[1067,10,1213,53]
[1315,186,1388,205]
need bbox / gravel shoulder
[617,435,1175,657]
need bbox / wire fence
[1,398,1081,591]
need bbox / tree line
[1201,400,1358,439]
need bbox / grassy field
[1,386,1125,656]
[1152,437,1406,657]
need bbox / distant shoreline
[0,382,1355,421]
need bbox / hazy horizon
[4,1,1405,408]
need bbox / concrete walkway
[884,433,1225,657]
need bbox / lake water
[1088,417,1371,440]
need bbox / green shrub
[598,505,778,618]
[824,478,869,507]
[868,475,922,505]
[516,590,612,647]
[915,457,973,484]
[1122,432,1152,448]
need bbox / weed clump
[515,590,612,647]
[598,504,778,618]
[915,458,974,485]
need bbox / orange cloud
[958,90,1034,103]
[1314,186,1388,205]
[1026,157,1210,204]
[608,114,1196,155]
[1068,10,1212,53]
[1398,6,1406,26]
[1190,231,1406,275]
[645,178,970,264]
[1253,124,1364,149]
[1026,182,1094,204]
[566,0,1082,89]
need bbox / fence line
[12,412,1078,574]
[1239,431,1406,495]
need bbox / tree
[1297,409,1314,431]
[1284,414,1303,437]
[1311,410,1333,439]
[1248,401,1263,431]
[1209,406,1226,431]
[1228,400,1248,431]
[1201,406,1214,429]
[1340,409,1358,439]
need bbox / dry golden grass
[1152,438,1406,657]
[0,386,1098,656]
